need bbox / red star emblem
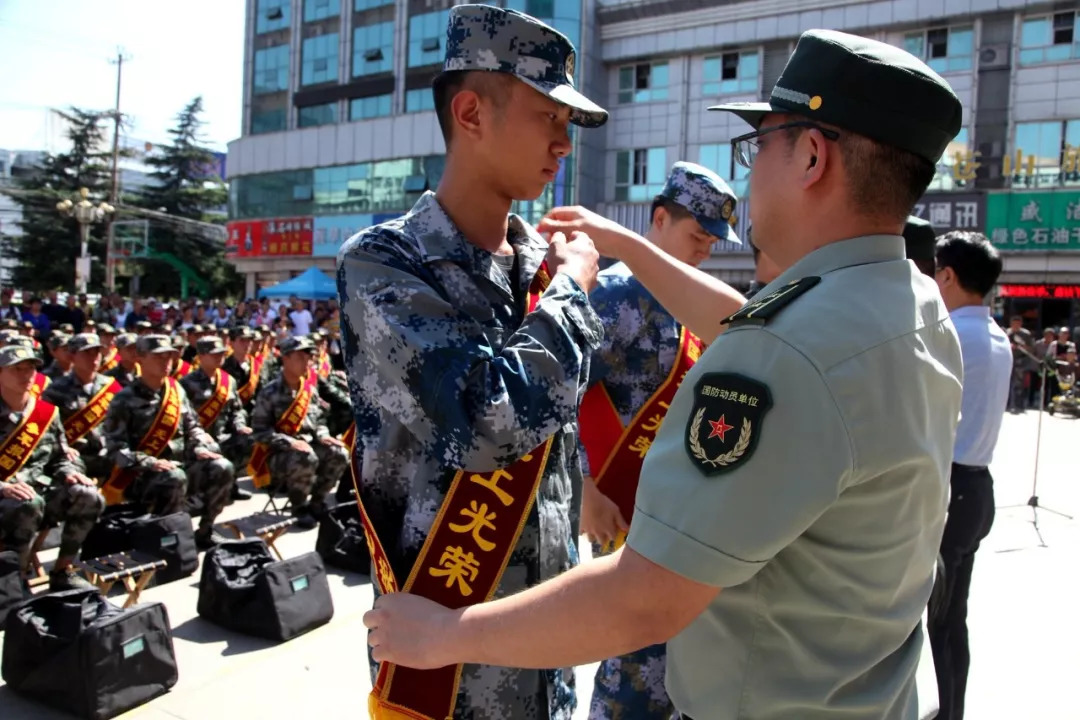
[708,415,734,442]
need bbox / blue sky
[0,0,245,153]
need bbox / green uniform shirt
[627,235,963,720]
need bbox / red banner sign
[226,217,314,258]
[999,284,1080,299]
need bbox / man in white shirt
[288,296,313,336]
[930,231,1012,720]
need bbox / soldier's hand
[1,482,38,501]
[364,592,458,669]
[65,473,95,487]
[65,447,80,462]
[195,448,222,461]
[291,439,313,454]
[238,427,253,435]
[581,478,628,549]
[538,206,627,260]
[321,436,345,448]
[151,459,176,472]
[544,231,599,293]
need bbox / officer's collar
[755,234,905,297]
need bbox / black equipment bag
[1,588,178,720]
[198,539,334,641]
[130,512,197,584]
[79,504,144,561]
[315,502,371,574]
[0,550,27,629]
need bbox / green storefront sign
[987,190,1080,250]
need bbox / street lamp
[57,187,114,294]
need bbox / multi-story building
[227,0,1080,328]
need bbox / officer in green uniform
[362,29,965,720]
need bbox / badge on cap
[684,373,772,476]
[721,200,734,220]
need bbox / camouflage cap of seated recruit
[443,4,607,128]
[7,336,35,349]
[228,326,256,341]
[67,333,103,353]
[170,334,186,350]
[114,332,138,349]
[1,319,17,330]
[278,335,316,356]
[659,162,741,244]
[47,333,71,351]
[196,336,227,355]
[97,323,117,336]
[0,345,42,368]
[57,323,75,334]
[135,334,174,355]
[134,321,153,332]
[0,329,21,344]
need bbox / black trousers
[928,463,996,720]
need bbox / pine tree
[135,96,240,299]
[1,108,112,292]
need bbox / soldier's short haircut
[433,71,516,145]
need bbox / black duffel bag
[198,539,334,641]
[2,588,178,720]
[315,503,371,574]
[79,504,144,561]
[0,549,27,629]
[130,512,197,583]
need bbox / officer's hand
[291,439,313,454]
[538,207,627,260]
[364,592,458,669]
[238,427,253,435]
[195,448,222,461]
[1,482,38,501]
[581,479,628,550]
[544,231,599,293]
[65,472,95,487]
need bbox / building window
[353,22,394,76]
[903,26,973,73]
[702,52,759,96]
[298,102,339,128]
[250,108,287,135]
[614,148,666,201]
[925,128,974,191]
[350,94,393,120]
[301,33,339,86]
[1020,12,1080,65]
[408,10,450,68]
[1012,120,1080,188]
[253,45,290,95]
[256,0,290,34]
[618,62,669,104]
[506,0,581,48]
[355,0,392,10]
[405,88,435,113]
[698,144,749,200]
[304,0,340,22]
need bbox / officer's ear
[799,128,830,190]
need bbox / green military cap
[0,329,21,344]
[278,336,316,355]
[710,29,963,165]
[47,333,71,351]
[67,333,103,353]
[170,334,186,349]
[0,319,17,330]
[228,326,254,341]
[257,324,271,335]
[57,323,75,334]
[160,323,175,335]
[21,320,34,331]
[134,321,153,332]
[97,323,117,335]
[659,161,741,244]
[135,334,173,355]
[443,4,608,128]
[114,332,138,349]
[196,336,227,355]
[0,345,42,368]
[8,336,35,349]
[902,216,937,267]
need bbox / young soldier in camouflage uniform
[105,333,140,387]
[339,6,606,718]
[250,336,348,529]
[579,163,740,720]
[44,333,73,380]
[42,333,120,481]
[308,336,353,438]
[223,327,262,414]
[97,323,118,370]
[181,335,254,501]
[0,344,103,591]
[102,334,236,549]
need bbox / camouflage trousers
[221,433,255,474]
[0,491,45,567]
[267,441,348,509]
[0,482,104,564]
[589,643,675,720]
[127,457,235,525]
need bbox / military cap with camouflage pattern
[67,333,103,353]
[7,336,35,349]
[228,326,256,341]
[47,333,71,351]
[97,323,117,335]
[114,332,138,349]
[196,336,227,355]
[171,334,186,350]
[278,336,316,355]
[135,334,174,354]
[659,161,741,244]
[443,4,607,128]
[0,345,42,368]
[0,329,21,344]
[1,319,17,330]
[57,323,75,334]
[134,320,153,332]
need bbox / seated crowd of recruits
[0,320,354,592]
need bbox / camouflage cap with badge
[0,344,43,368]
[0,329,21,345]
[67,333,104,354]
[57,323,75,335]
[7,335,36,350]
[171,334,187,350]
[134,321,153,333]
[135,334,174,355]
[1,319,17,330]
[97,323,117,336]
[114,332,138,349]
[196,336,227,355]
[659,161,741,244]
[47,333,71,351]
[278,336,316,355]
[228,326,256,341]
[443,4,608,128]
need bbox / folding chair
[221,512,298,561]
[77,550,168,608]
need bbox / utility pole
[106,49,131,293]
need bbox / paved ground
[1,408,1077,719]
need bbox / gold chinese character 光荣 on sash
[579,326,703,552]
[197,369,231,429]
[0,397,58,482]
[247,372,315,489]
[101,378,183,505]
[362,261,556,720]
[64,379,122,445]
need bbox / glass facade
[925,128,972,191]
[618,62,669,104]
[702,52,759,96]
[615,148,667,201]
[230,155,447,219]
[256,0,290,34]
[408,10,450,67]
[1013,120,1080,188]
[903,27,973,73]
[698,144,749,199]
[350,94,393,120]
[250,108,287,135]
[1020,12,1080,65]
[505,0,580,48]
[353,21,394,76]
[298,102,339,127]
[405,88,435,113]
[253,45,290,95]
[304,0,340,22]
[355,0,392,9]
[302,32,340,85]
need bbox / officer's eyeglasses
[731,122,841,169]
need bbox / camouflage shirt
[250,376,330,450]
[180,368,250,441]
[44,362,70,381]
[338,191,602,717]
[41,372,118,458]
[102,377,218,470]
[579,262,682,476]
[0,396,79,488]
[315,373,353,437]
[104,362,139,389]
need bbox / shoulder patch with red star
[684,372,772,476]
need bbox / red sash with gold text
[238,354,264,405]
[317,351,331,379]
[362,262,556,720]
[578,326,702,551]
[172,360,193,380]
[30,372,49,398]
[247,372,316,489]
[0,397,58,481]
[197,369,232,429]
[64,378,123,445]
[101,378,182,505]
[101,348,120,372]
